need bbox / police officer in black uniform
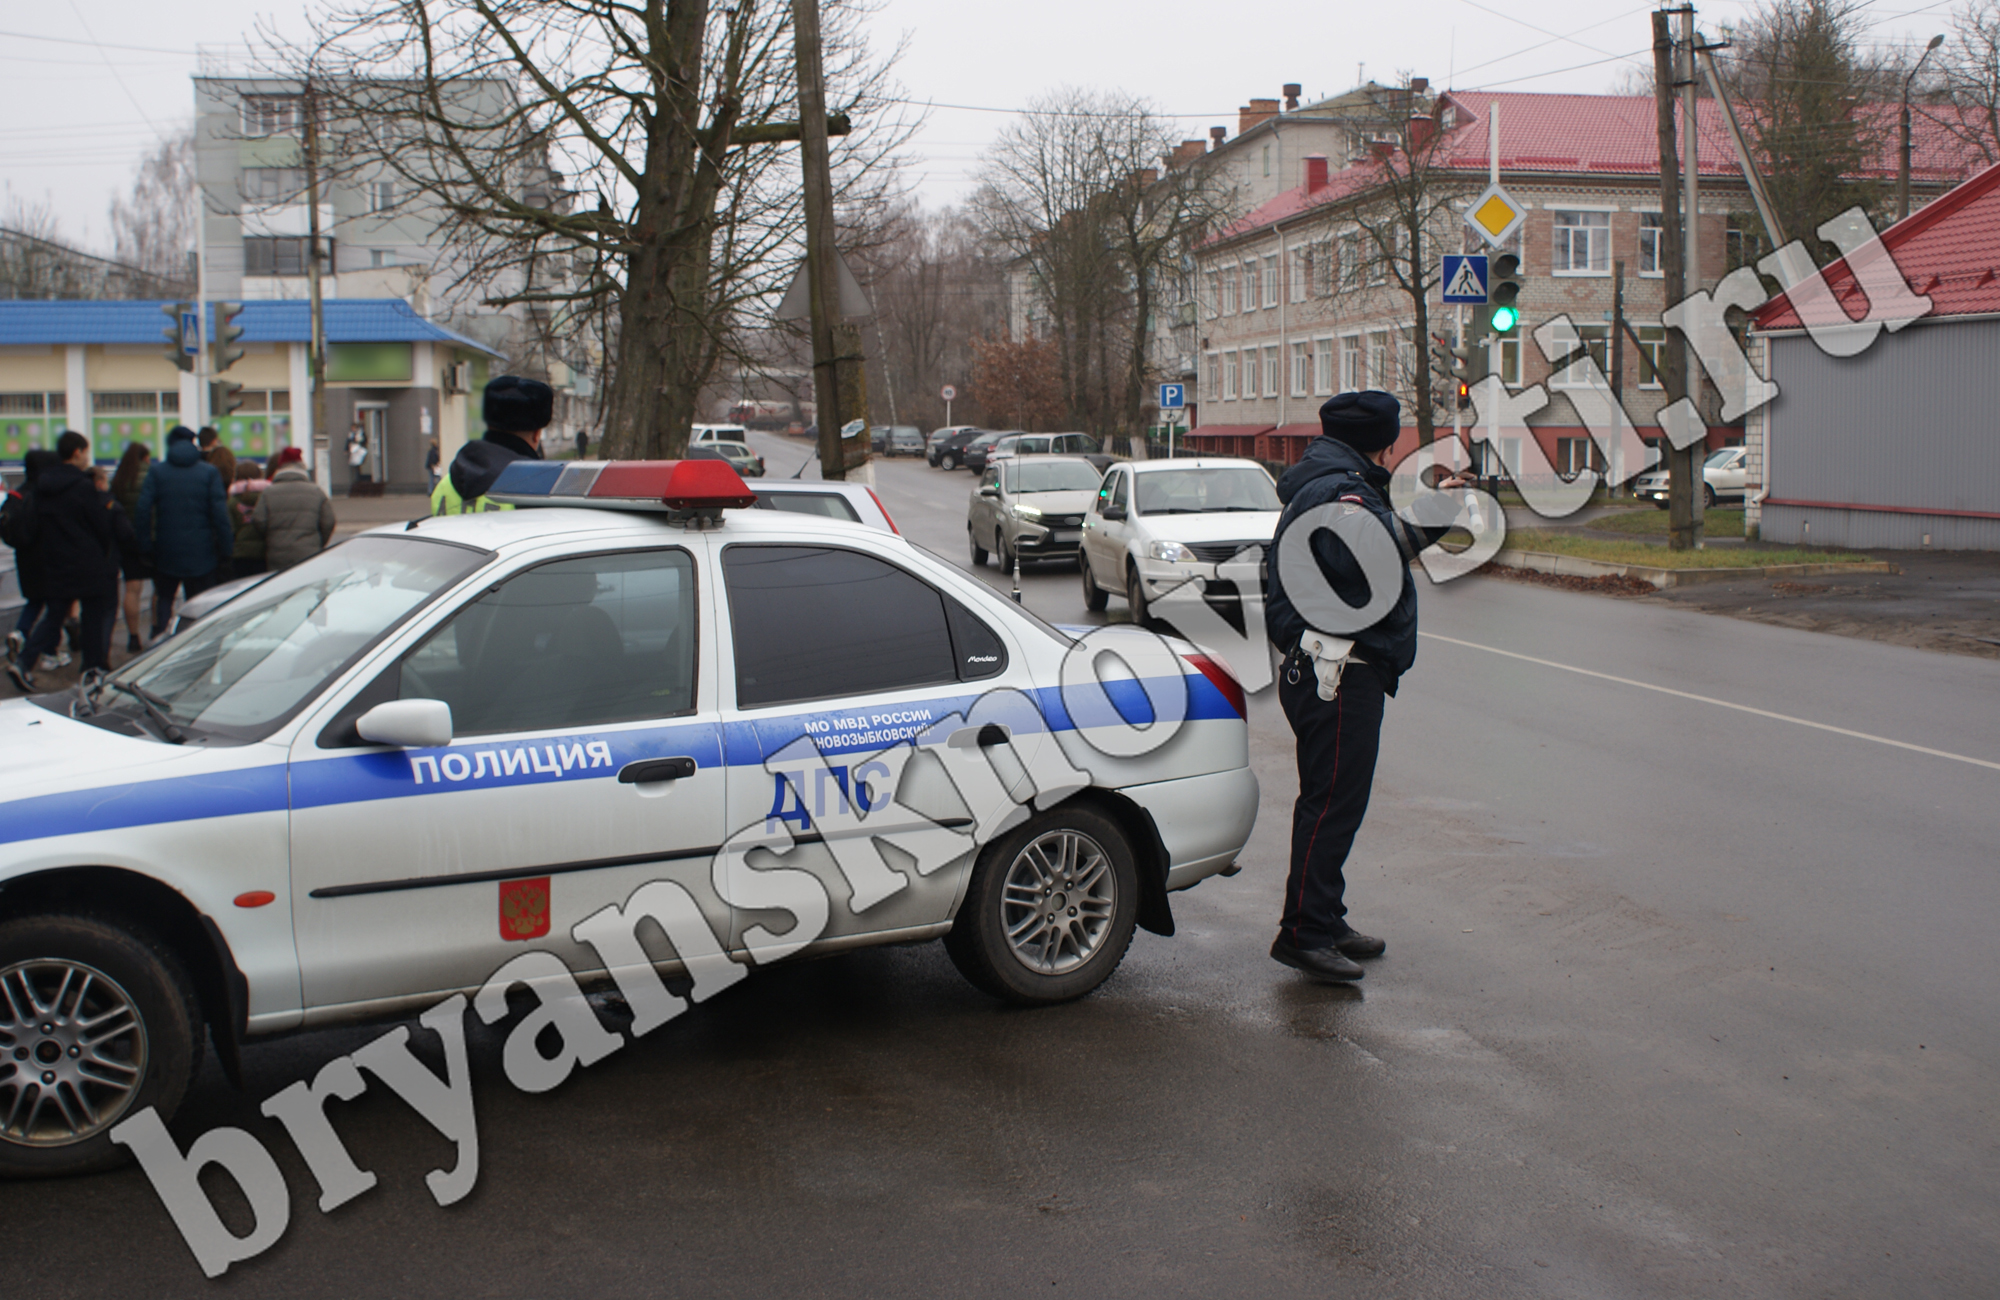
[1263,390,1467,982]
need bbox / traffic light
[211,379,245,418]
[1431,331,1488,413]
[161,301,195,372]
[212,301,246,373]
[1485,253,1522,336]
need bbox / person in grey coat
[250,447,337,572]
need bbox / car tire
[1126,563,1151,627]
[942,452,958,471]
[997,530,1015,574]
[0,914,202,1178]
[1703,483,1717,509]
[944,805,1139,1005]
[1653,499,1669,510]
[1080,553,1108,611]
[969,528,989,567]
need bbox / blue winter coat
[134,439,232,579]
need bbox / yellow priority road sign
[1466,184,1526,248]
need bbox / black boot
[1271,936,1364,982]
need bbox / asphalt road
[8,438,1998,1298]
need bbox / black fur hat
[483,375,555,436]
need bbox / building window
[1341,335,1362,390]
[1555,437,1601,480]
[1497,337,1521,386]
[1638,211,1664,276]
[1726,216,1764,273]
[90,392,159,414]
[1313,239,1333,296]
[240,95,303,139]
[1636,325,1666,388]
[369,181,397,213]
[1397,330,1415,401]
[1206,270,1222,319]
[1261,255,1278,309]
[1313,338,1334,394]
[1289,249,1308,303]
[1218,267,1237,316]
[1291,342,1311,397]
[1552,209,1611,274]
[243,167,307,203]
[370,249,396,267]
[1262,145,1271,177]
[1206,352,1221,399]
[1337,231,1363,291]
[243,236,312,276]
[1237,262,1254,313]
[0,392,64,415]
[1263,346,1281,399]
[1366,234,1387,286]
[1549,324,1611,387]
[1224,352,1240,400]
[1366,332,1389,392]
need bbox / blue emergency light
[486,459,759,518]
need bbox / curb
[1489,549,1897,589]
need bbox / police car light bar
[486,459,759,519]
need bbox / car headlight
[1148,540,1193,562]
[1014,504,1043,521]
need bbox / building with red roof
[1185,89,1987,484]
[1744,158,2000,550]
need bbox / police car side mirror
[356,699,453,749]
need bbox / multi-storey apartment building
[1186,90,1980,482]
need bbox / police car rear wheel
[945,808,1138,1005]
[0,915,201,1178]
[1080,553,1107,611]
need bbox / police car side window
[944,597,1007,680]
[397,548,698,735]
[724,545,958,708]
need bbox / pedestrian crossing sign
[1441,255,1489,304]
[1465,183,1526,247]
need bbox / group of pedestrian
[4,426,337,693]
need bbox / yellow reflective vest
[429,476,513,516]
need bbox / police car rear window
[726,545,997,707]
[750,491,861,523]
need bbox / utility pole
[1681,2,1704,545]
[304,77,330,490]
[1652,9,1696,552]
[1900,34,1946,221]
[792,0,867,480]
[1610,259,1626,496]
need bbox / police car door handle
[947,723,1010,750]
[618,756,698,783]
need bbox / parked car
[927,427,988,469]
[967,455,1106,571]
[883,425,925,457]
[1079,458,1283,624]
[960,430,1016,476]
[988,432,1113,474]
[688,440,765,478]
[690,423,751,446]
[1631,445,1748,508]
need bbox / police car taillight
[487,459,758,523]
[1181,652,1246,719]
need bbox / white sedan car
[1631,445,1748,508]
[1079,458,1283,624]
[0,459,1256,1176]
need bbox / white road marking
[1419,631,2000,774]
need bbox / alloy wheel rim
[1001,830,1116,975]
[0,958,149,1147]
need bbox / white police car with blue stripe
[0,458,1256,1177]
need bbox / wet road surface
[7,438,1997,1297]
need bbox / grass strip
[1502,529,1873,569]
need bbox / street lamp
[1901,34,1946,221]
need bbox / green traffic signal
[1489,303,1519,332]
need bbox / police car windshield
[1007,460,1103,493]
[1134,468,1280,515]
[106,536,487,741]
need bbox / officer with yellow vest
[431,376,556,515]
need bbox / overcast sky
[0,0,1956,252]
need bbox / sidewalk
[330,491,432,540]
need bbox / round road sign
[940,385,957,401]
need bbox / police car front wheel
[945,807,1139,1005]
[0,915,202,1178]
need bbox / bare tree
[108,128,197,285]
[970,331,1065,432]
[975,87,1234,440]
[1335,84,1477,445]
[270,0,910,458]
[848,201,1007,429]
[1935,0,2000,163]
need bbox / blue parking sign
[1158,383,1185,410]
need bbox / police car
[0,459,1257,1176]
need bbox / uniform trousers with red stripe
[1277,650,1386,950]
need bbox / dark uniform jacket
[135,439,233,578]
[1263,436,1449,696]
[434,431,541,514]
